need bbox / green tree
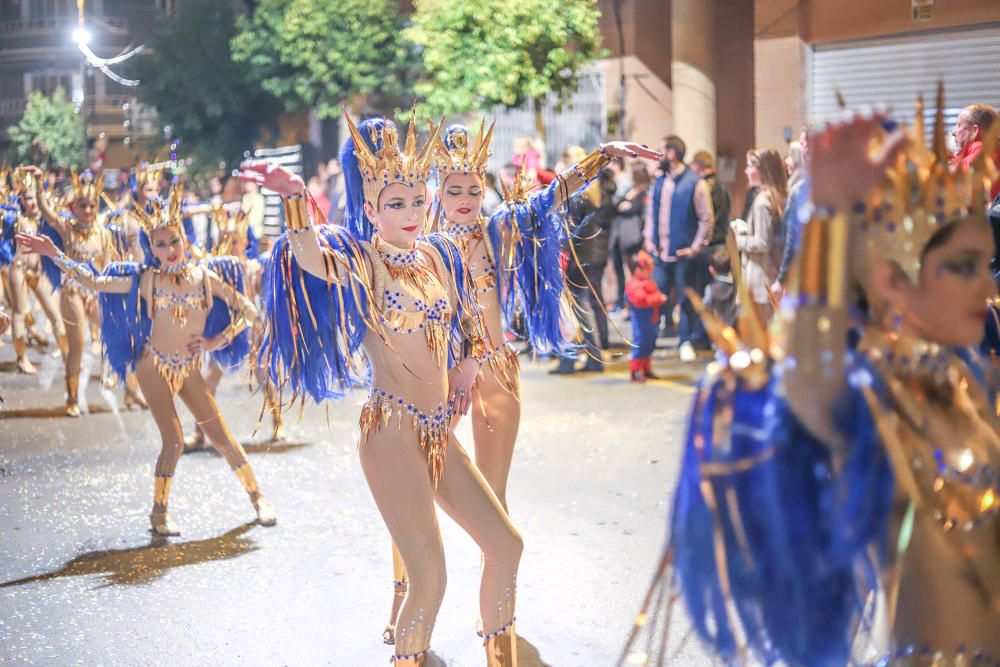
[129,0,283,171]
[406,0,605,131]
[231,0,418,119]
[8,88,84,169]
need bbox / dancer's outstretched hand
[15,232,58,257]
[809,112,907,211]
[600,141,664,162]
[238,160,306,197]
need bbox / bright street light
[71,26,91,46]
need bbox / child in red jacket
[626,250,667,382]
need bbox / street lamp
[73,26,92,167]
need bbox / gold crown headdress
[343,107,441,209]
[861,83,997,284]
[0,165,10,196]
[11,166,37,194]
[70,168,104,203]
[132,164,163,191]
[211,204,250,256]
[133,184,186,236]
[498,163,538,205]
[434,120,495,179]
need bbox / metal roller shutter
[810,25,1000,133]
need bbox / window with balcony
[27,0,70,20]
[30,73,73,97]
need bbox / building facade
[0,0,162,167]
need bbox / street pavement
[0,334,714,667]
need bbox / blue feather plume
[200,256,251,371]
[341,117,392,243]
[671,353,894,666]
[98,262,150,383]
[257,225,369,402]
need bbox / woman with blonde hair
[733,148,787,320]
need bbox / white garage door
[810,25,1000,134]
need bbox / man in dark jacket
[643,135,714,362]
[691,151,731,248]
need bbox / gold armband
[284,194,311,232]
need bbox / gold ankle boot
[65,375,81,417]
[150,475,180,536]
[391,650,426,666]
[482,622,517,667]
[14,338,37,375]
[234,463,277,526]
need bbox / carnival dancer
[242,111,521,666]
[24,166,128,416]
[16,185,277,536]
[183,203,285,452]
[620,90,1000,665]
[375,123,661,642]
[0,168,69,374]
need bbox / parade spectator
[307,176,331,221]
[951,103,1000,198]
[690,150,731,248]
[785,141,805,192]
[733,148,787,321]
[610,164,651,310]
[775,128,812,295]
[324,158,346,224]
[240,179,266,238]
[512,136,543,183]
[703,246,738,328]
[626,250,667,382]
[644,134,714,362]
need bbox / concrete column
[671,0,716,155]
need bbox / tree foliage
[129,0,283,171]
[231,0,419,119]
[8,88,84,169]
[406,0,605,118]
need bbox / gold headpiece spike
[168,182,185,221]
[932,80,947,165]
[476,121,496,164]
[415,117,443,169]
[404,104,418,159]
[11,166,36,194]
[71,168,81,195]
[343,112,374,162]
[499,173,512,201]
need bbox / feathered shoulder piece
[255,225,375,405]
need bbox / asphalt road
[0,335,713,667]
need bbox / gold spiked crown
[343,108,441,209]
[211,203,250,256]
[132,164,163,191]
[859,84,997,284]
[434,120,495,180]
[11,166,37,194]
[70,168,104,204]
[499,163,538,205]
[133,184,186,237]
